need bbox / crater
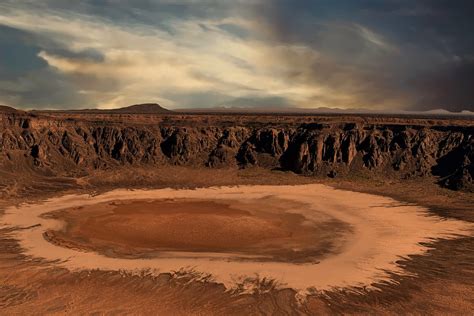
[3,184,472,293]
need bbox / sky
[0,0,473,112]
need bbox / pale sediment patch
[1,184,473,295]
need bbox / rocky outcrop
[1,112,473,191]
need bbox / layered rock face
[1,112,473,191]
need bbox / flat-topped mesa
[0,111,473,192]
[111,103,172,114]
[0,105,22,113]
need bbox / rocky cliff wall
[1,113,473,191]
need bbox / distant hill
[27,103,173,115]
[110,103,172,114]
[0,105,21,113]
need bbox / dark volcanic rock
[0,111,473,191]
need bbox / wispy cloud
[355,24,398,52]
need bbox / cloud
[410,58,474,112]
[0,1,473,111]
[249,0,474,111]
[0,25,90,109]
[354,24,398,52]
[0,3,256,108]
[0,2,331,109]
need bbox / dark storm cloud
[258,0,474,111]
[412,58,474,111]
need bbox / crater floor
[44,198,349,263]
